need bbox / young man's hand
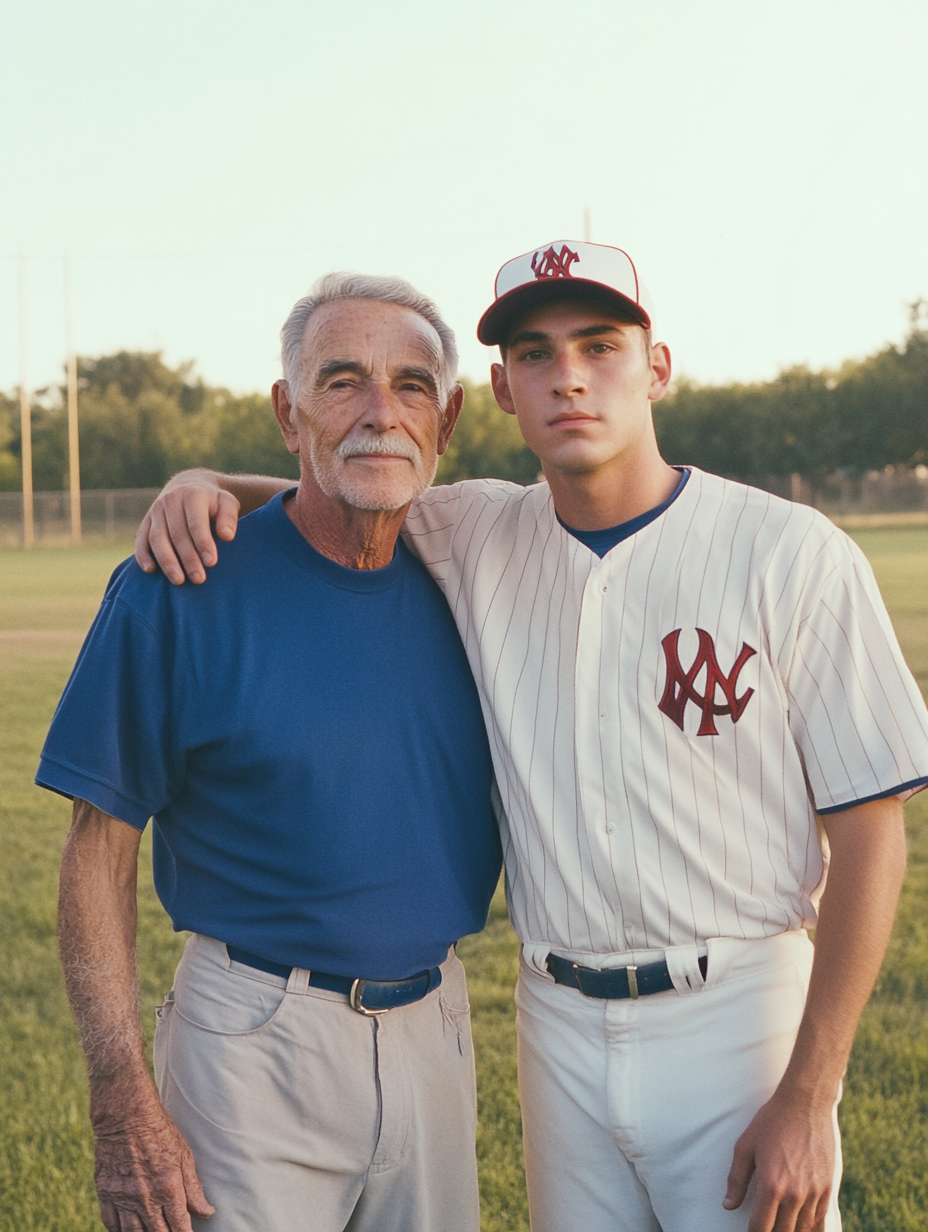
[724,1090,834,1231]
[135,469,240,586]
[93,1095,215,1231]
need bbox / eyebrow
[508,323,625,347]
[313,359,439,391]
[393,365,439,391]
[314,359,368,387]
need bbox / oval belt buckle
[350,978,390,1016]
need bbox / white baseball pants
[516,931,842,1232]
[153,935,480,1232]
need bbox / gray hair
[280,272,459,404]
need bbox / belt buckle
[349,978,391,1016]
[571,961,639,999]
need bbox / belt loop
[287,966,311,994]
[626,965,639,999]
[665,945,706,996]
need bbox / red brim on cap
[477,279,652,346]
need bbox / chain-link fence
[0,489,161,547]
[747,465,928,515]
[2,469,928,548]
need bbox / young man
[139,242,928,1232]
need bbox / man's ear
[648,343,673,404]
[437,384,465,456]
[272,380,300,455]
[490,362,517,417]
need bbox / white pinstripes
[403,469,928,960]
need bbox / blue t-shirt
[37,494,502,979]
[559,468,691,556]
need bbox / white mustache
[335,433,421,463]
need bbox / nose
[551,353,587,399]
[362,382,401,431]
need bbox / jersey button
[602,585,608,593]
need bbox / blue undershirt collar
[557,468,691,557]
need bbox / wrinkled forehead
[301,298,444,377]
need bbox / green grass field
[1,529,926,1230]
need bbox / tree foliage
[1,319,925,492]
[0,392,19,489]
[0,352,299,492]
[0,360,536,492]
[655,315,928,479]
[436,380,540,485]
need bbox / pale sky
[1,1,926,399]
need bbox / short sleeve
[35,590,181,829]
[785,534,928,814]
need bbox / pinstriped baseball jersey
[403,468,928,959]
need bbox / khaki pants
[154,935,479,1232]
[517,931,843,1232]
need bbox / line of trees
[654,308,928,480]
[0,352,300,492]
[1,311,925,492]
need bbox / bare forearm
[776,795,906,1108]
[724,795,907,1224]
[58,800,153,1113]
[59,800,214,1228]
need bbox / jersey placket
[574,548,637,956]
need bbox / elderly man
[38,275,502,1232]
[139,241,928,1232]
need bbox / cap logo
[531,244,579,280]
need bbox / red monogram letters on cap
[476,239,655,345]
[658,628,757,737]
[531,244,580,279]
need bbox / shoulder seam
[110,592,161,639]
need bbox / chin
[333,471,438,513]
[540,446,610,475]
[342,484,421,512]
[311,453,438,510]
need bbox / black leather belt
[546,952,708,999]
[226,945,442,1015]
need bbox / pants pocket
[153,993,175,1092]
[174,958,288,1036]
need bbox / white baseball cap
[477,239,655,346]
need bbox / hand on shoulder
[135,470,241,586]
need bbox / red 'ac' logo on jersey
[531,244,580,280]
[658,628,757,736]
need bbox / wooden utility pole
[65,254,81,546]
[19,251,34,549]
